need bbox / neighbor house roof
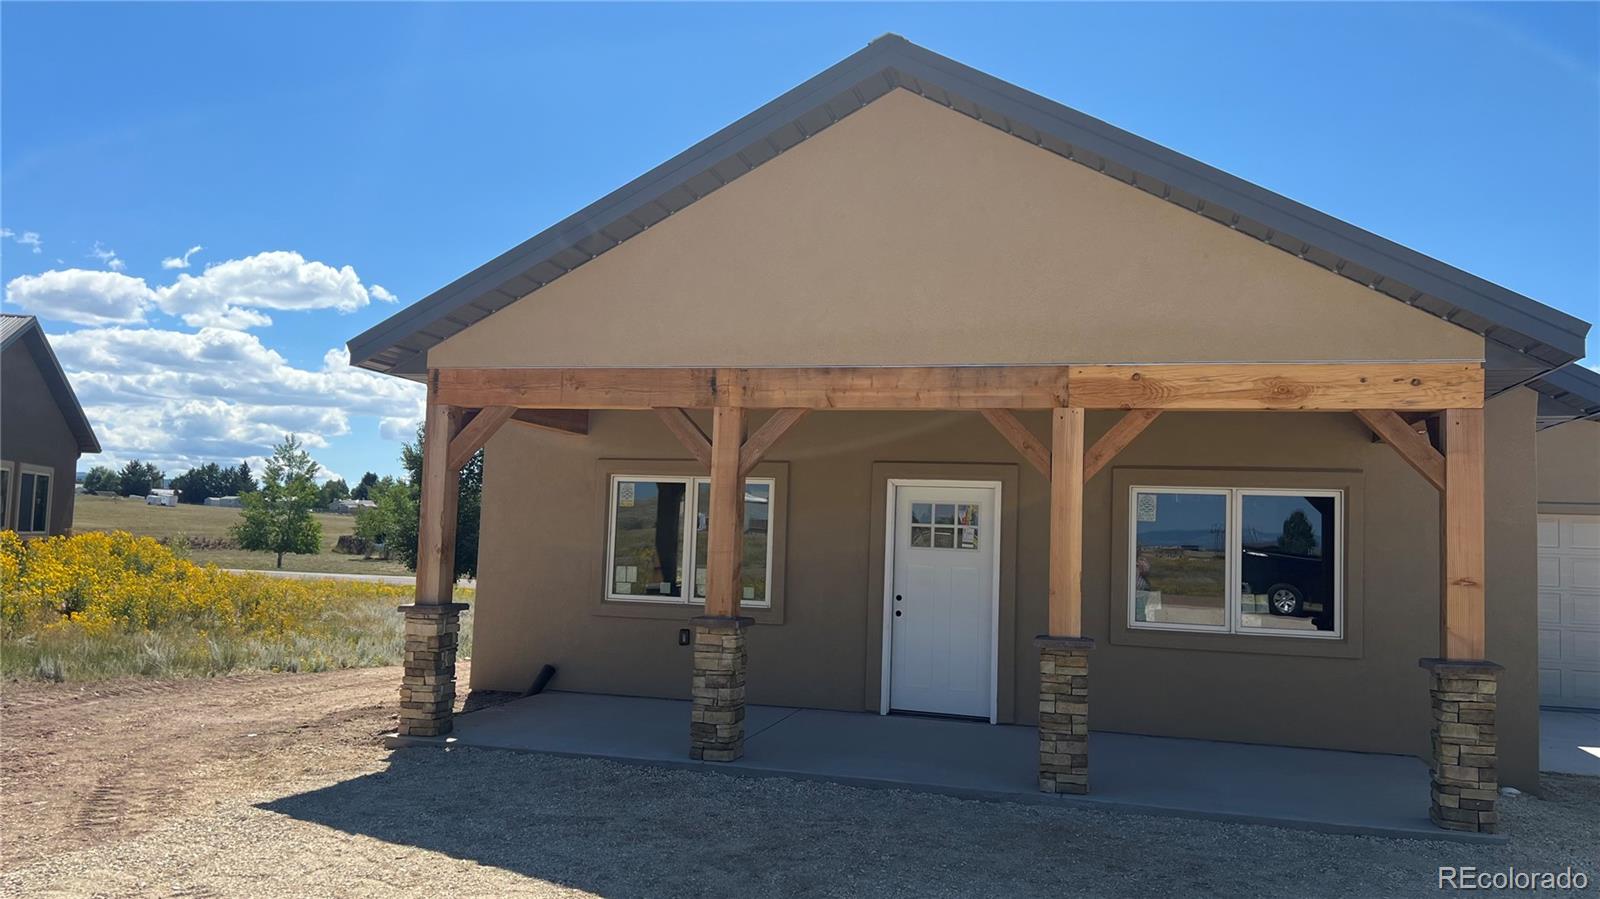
[1,313,101,453]
[1529,363,1600,429]
[348,34,1592,396]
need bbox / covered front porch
[395,361,1506,835]
[390,689,1502,843]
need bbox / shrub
[0,530,468,682]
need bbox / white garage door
[1538,514,1600,710]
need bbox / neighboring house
[0,314,100,536]
[348,37,1595,834]
[1528,364,1600,711]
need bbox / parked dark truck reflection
[1241,545,1335,631]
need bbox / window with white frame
[606,474,775,607]
[0,462,13,530]
[14,465,53,535]
[1129,486,1342,638]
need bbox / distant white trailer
[204,495,243,508]
[145,489,179,507]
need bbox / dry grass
[2,593,473,682]
[74,493,411,575]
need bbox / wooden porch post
[1048,408,1085,636]
[1423,407,1500,833]
[1439,408,1486,660]
[415,390,463,606]
[1037,406,1093,795]
[704,406,747,618]
[691,405,750,762]
[397,373,469,739]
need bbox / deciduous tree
[232,436,323,569]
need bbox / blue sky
[3,2,1596,481]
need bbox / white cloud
[89,241,126,272]
[3,269,157,325]
[49,326,425,473]
[1,228,43,254]
[5,249,394,331]
[158,250,388,328]
[161,245,204,270]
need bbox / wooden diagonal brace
[447,405,516,471]
[654,408,712,467]
[979,410,1051,478]
[1083,410,1162,481]
[740,409,809,476]
[1353,409,1445,492]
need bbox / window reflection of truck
[1241,547,1332,630]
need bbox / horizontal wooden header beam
[1066,364,1483,411]
[433,363,1483,412]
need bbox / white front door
[1538,513,1600,710]
[887,482,998,719]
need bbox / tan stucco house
[1,314,100,536]
[349,37,1598,834]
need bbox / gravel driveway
[4,669,1596,898]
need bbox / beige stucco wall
[430,88,1483,369]
[1536,419,1600,515]
[470,388,1540,788]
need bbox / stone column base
[1420,657,1502,834]
[690,616,751,762]
[1036,635,1094,794]
[398,603,468,737]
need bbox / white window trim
[604,473,777,608]
[1127,485,1343,640]
[16,463,54,536]
[0,460,14,531]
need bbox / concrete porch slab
[388,690,1505,844]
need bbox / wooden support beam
[1353,409,1446,492]
[447,406,515,471]
[704,407,747,618]
[653,408,712,467]
[415,380,464,606]
[437,366,1070,410]
[739,409,808,476]
[1048,408,1086,637]
[1082,410,1162,481]
[1067,363,1483,411]
[509,409,589,435]
[435,363,1483,412]
[979,410,1051,478]
[1440,408,1486,659]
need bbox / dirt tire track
[0,664,469,869]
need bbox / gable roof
[1530,363,1600,429]
[348,34,1591,395]
[1,314,101,454]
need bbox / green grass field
[73,493,412,576]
